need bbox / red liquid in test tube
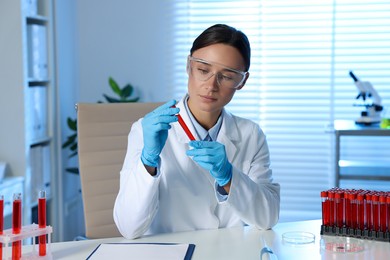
[321,191,329,226]
[1,195,3,259]
[12,193,22,260]
[379,195,387,233]
[38,190,47,256]
[387,196,390,232]
[366,193,373,231]
[350,193,357,229]
[328,191,335,226]
[372,194,379,232]
[171,105,196,141]
[357,193,365,230]
[335,192,344,228]
[344,192,351,228]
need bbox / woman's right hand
[141,100,179,168]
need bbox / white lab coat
[113,96,280,239]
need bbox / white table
[13,219,390,259]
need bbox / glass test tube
[38,190,47,256]
[335,192,344,228]
[12,193,22,260]
[379,195,387,233]
[344,192,352,228]
[366,193,373,231]
[350,193,357,229]
[357,193,365,230]
[387,196,390,232]
[372,194,379,232]
[328,191,335,227]
[321,191,329,226]
[1,195,4,259]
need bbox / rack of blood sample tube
[320,188,390,242]
[0,191,52,259]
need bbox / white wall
[0,0,26,179]
[76,0,169,103]
[55,0,169,241]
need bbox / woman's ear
[237,72,250,90]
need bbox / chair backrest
[77,102,162,239]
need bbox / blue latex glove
[186,141,232,186]
[141,100,179,167]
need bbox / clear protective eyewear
[187,56,248,89]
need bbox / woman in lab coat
[113,24,280,239]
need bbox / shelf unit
[0,0,56,231]
[332,120,390,187]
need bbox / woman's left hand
[186,141,232,186]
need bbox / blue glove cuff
[141,149,159,168]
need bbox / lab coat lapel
[217,110,239,162]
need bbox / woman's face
[187,43,248,118]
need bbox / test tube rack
[320,188,390,243]
[0,224,52,260]
[320,224,390,242]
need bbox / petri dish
[320,236,364,253]
[282,231,315,245]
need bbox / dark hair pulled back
[190,24,251,71]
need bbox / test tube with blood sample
[379,194,387,233]
[344,191,352,228]
[321,191,329,226]
[328,191,335,227]
[372,193,380,232]
[38,190,47,256]
[357,193,365,230]
[350,192,358,229]
[0,195,3,259]
[335,192,344,228]
[366,193,373,231]
[387,195,390,233]
[171,105,196,141]
[12,193,22,259]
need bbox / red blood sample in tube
[0,195,3,259]
[350,193,357,229]
[321,191,329,226]
[12,193,22,259]
[335,192,344,228]
[387,196,390,232]
[366,193,373,231]
[171,105,196,141]
[38,191,47,256]
[379,195,387,232]
[357,193,365,230]
[344,192,351,228]
[328,191,335,226]
[372,194,380,232]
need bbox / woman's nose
[204,73,219,90]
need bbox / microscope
[349,71,383,125]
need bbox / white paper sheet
[87,243,193,260]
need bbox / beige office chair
[77,102,162,239]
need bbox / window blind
[166,0,390,223]
[258,0,334,221]
[332,0,390,194]
[333,1,390,158]
[165,0,262,122]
